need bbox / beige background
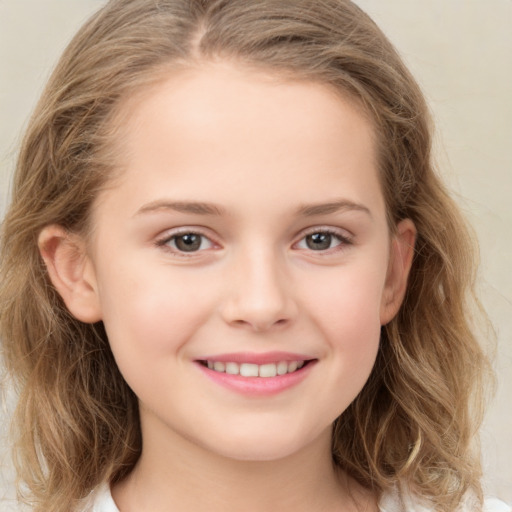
[1,0,510,508]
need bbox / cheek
[95,261,214,361]
[305,260,386,334]
[301,261,385,384]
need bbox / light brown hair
[0,1,493,511]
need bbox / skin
[39,61,415,512]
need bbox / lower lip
[196,361,316,397]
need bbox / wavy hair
[0,1,493,511]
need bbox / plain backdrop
[1,1,511,509]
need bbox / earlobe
[380,218,416,325]
[38,225,102,323]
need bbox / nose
[220,247,298,332]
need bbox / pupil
[176,234,201,252]
[306,233,331,250]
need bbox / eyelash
[155,228,217,257]
[294,228,353,254]
[155,227,353,257]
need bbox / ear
[380,218,416,325]
[38,225,102,323]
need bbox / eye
[295,230,351,252]
[157,232,214,253]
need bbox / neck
[112,418,374,512]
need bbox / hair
[0,1,493,511]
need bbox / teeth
[240,363,259,377]
[288,361,298,373]
[277,361,288,375]
[259,363,277,378]
[213,362,225,372]
[225,362,239,375]
[206,360,306,377]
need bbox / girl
[0,1,507,511]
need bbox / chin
[214,444,303,463]
[201,425,328,463]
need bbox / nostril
[228,317,289,332]
[219,283,298,332]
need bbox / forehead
[114,62,374,153]
[95,62,384,220]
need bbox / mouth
[195,352,317,396]
[198,359,314,378]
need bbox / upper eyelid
[154,231,219,260]
[292,227,354,252]
[297,225,353,240]
[156,226,215,239]
[155,227,219,247]
[153,225,353,246]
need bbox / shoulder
[76,482,511,512]
[482,498,512,512]
[75,482,120,512]
[379,487,511,512]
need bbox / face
[46,62,414,463]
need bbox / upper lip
[196,351,315,365]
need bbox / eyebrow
[296,199,372,218]
[135,200,226,217]
[135,198,371,218]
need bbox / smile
[196,352,316,396]
[201,360,307,378]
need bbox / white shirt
[82,482,512,512]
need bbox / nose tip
[230,312,291,332]
[220,258,297,332]
[221,290,296,332]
